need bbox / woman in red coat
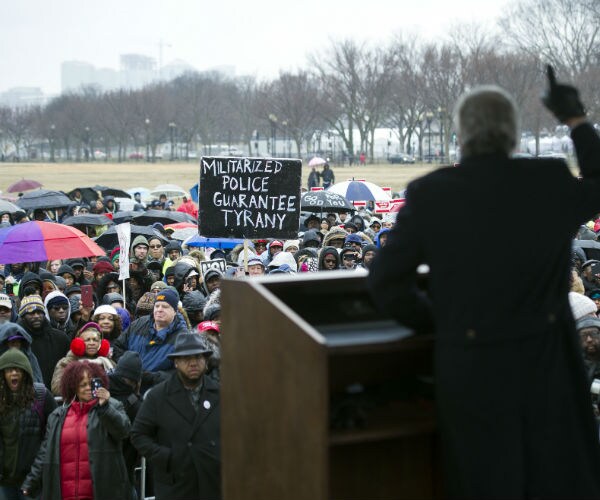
[21,361,132,499]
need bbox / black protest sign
[199,156,302,239]
[200,258,227,277]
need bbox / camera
[91,377,103,397]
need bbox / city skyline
[1,0,511,96]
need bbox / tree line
[1,0,599,163]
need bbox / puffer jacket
[60,400,94,500]
[21,398,132,500]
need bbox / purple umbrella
[7,179,43,193]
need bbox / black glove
[541,65,586,123]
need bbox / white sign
[116,223,131,280]
[200,258,227,278]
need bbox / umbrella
[94,224,169,251]
[126,187,152,202]
[184,234,245,249]
[132,209,195,225]
[17,190,74,210]
[66,187,100,204]
[149,184,188,199]
[308,157,327,167]
[327,180,392,201]
[300,191,354,213]
[164,222,197,231]
[0,199,21,214]
[0,221,105,264]
[92,185,132,199]
[190,183,199,203]
[171,227,199,241]
[112,211,142,224]
[61,214,114,227]
[6,179,43,193]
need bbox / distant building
[61,61,97,92]
[120,54,156,89]
[160,59,197,81]
[0,87,46,107]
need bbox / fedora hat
[167,334,213,359]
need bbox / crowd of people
[0,183,398,499]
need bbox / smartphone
[81,284,94,308]
[91,377,103,397]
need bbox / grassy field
[1,160,440,197]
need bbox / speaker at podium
[221,271,441,500]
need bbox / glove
[541,65,586,123]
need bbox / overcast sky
[1,0,512,95]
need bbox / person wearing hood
[112,289,190,391]
[0,349,56,498]
[44,291,76,338]
[38,269,59,300]
[201,269,223,298]
[360,244,378,270]
[172,261,200,297]
[182,290,207,329]
[374,227,391,248]
[322,226,348,249]
[17,295,70,390]
[103,195,118,214]
[340,246,360,270]
[65,259,91,286]
[50,322,114,395]
[349,214,367,233]
[295,248,319,273]
[57,264,77,288]
[259,240,284,267]
[267,251,298,274]
[0,323,44,383]
[318,247,341,271]
[130,235,150,267]
[17,271,42,301]
[301,230,321,250]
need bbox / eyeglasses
[50,304,69,311]
[580,330,600,339]
[149,245,163,249]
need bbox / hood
[18,271,43,299]
[44,290,71,322]
[375,227,391,248]
[172,261,195,290]
[182,290,207,312]
[318,246,341,270]
[0,322,33,347]
[323,226,348,247]
[131,234,149,252]
[268,251,298,272]
[350,214,367,232]
[302,229,321,246]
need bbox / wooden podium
[221,272,440,500]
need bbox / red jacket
[60,400,96,499]
[176,199,198,219]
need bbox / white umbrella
[308,156,327,167]
[327,180,392,201]
[149,184,188,199]
[0,199,21,214]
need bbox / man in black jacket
[131,334,220,500]
[368,68,600,497]
[17,295,70,389]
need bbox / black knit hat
[114,351,142,383]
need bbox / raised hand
[541,65,586,123]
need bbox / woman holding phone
[21,361,132,499]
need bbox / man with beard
[17,296,69,389]
[131,334,220,500]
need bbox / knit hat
[569,291,598,320]
[114,351,142,382]
[0,348,33,381]
[92,304,118,317]
[151,281,168,291]
[93,260,115,275]
[136,292,156,314]
[46,293,69,309]
[77,322,103,338]
[0,294,12,310]
[103,292,125,306]
[576,315,600,331]
[283,240,300,252]
[110,247,121,264]
[57,264,76,279]
[69,294,81,314]
[182,291,207,313]
[19,295,45,316]
[155,289,179,311]
[64,284,80,296]
[116,307,131,331]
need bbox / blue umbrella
[190,183,199,203]
[326,180,392,202]
[185,234,245,249]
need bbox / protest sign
[115,223,131,280]
[200,258,227,277]
[198,156,302,239]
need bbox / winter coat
[21,398,132,500]
[18,318,70,390]
[0,323,44,383]
[318,246,341,270]
[368,123,600,497]
[0,385,56,487]
[131,373,221,500]
[112,313,189,374]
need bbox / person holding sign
[368,67,600,497]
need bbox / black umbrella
[300,191,354,213]
[62,214,114,227]
[16,189,74,210]
[67,187,100,204]
[132,209,195,225]
[112,210,143,224]
[94,224,169,250]
[92,185,132,199]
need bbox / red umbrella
[6,179,43,193]
[0,221,106,264]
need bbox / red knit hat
[93,260,115,274]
